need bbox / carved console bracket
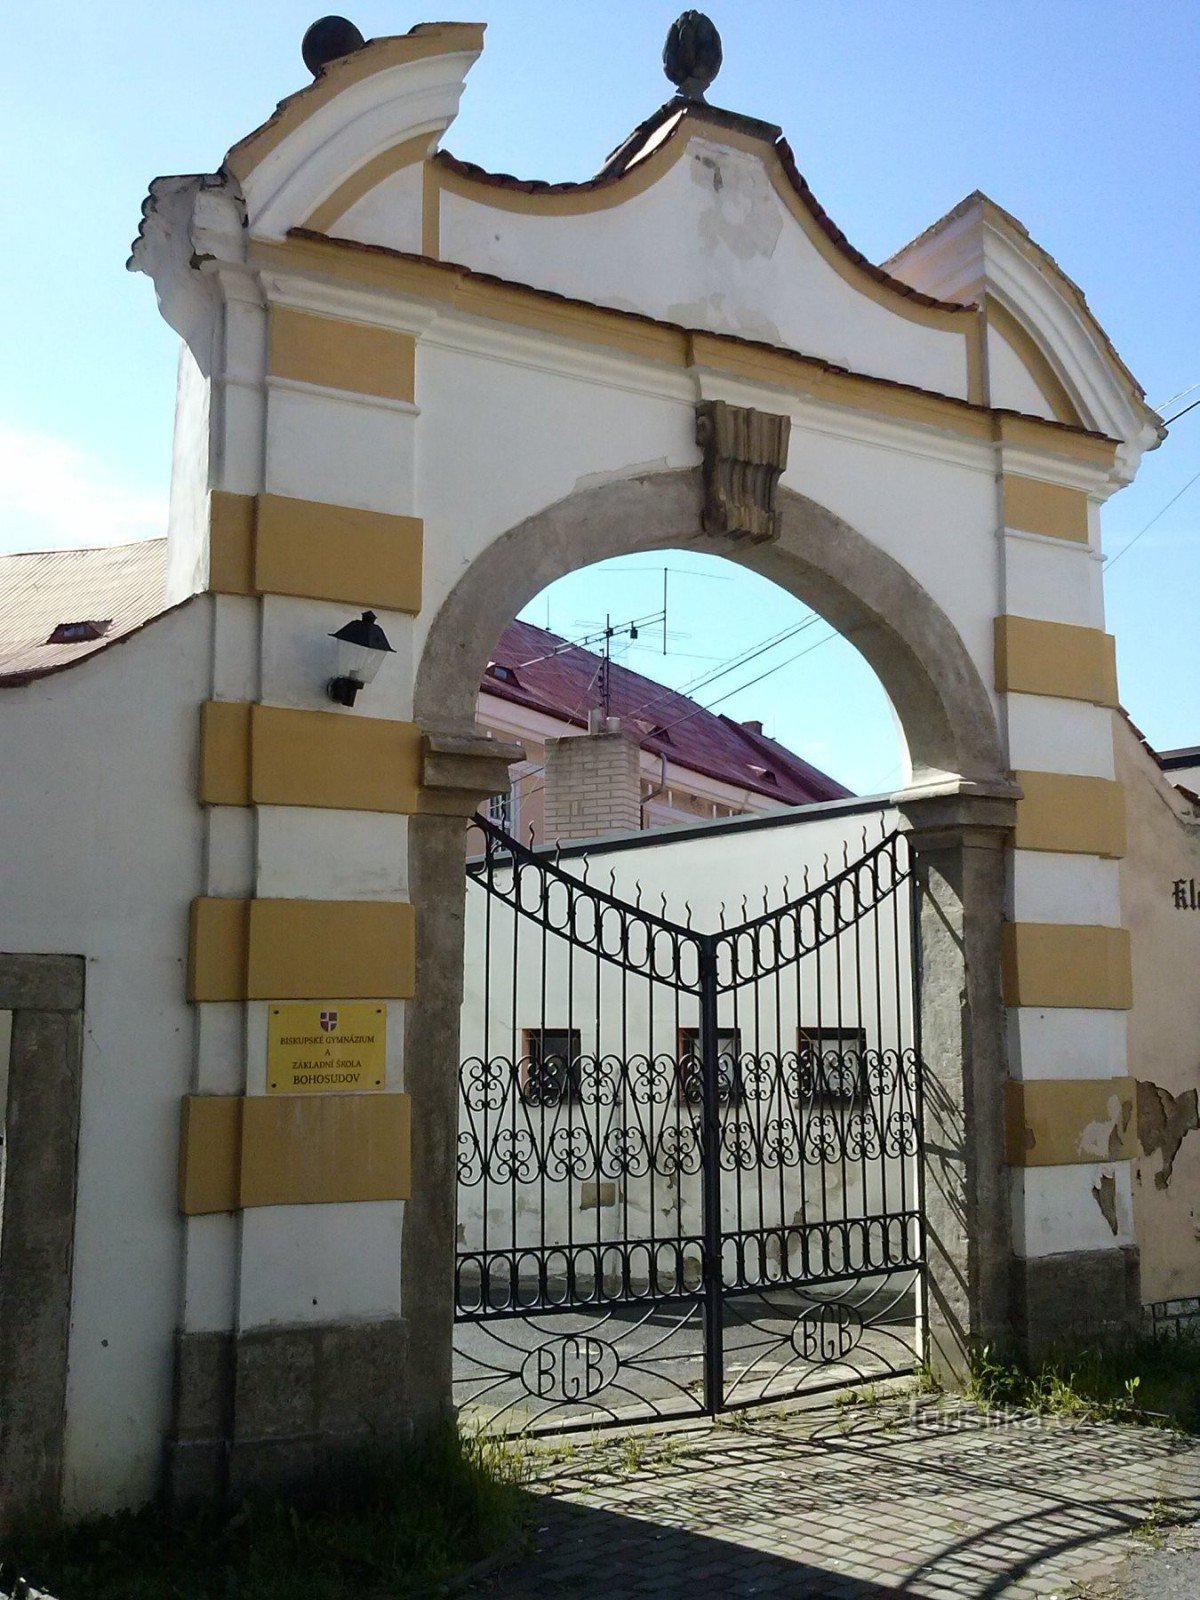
[696,399,791,543]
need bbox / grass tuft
[2,1425,528,1600]
[965,1331,1200,1432]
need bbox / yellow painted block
[239,1093,411,1207]
[1005,1077,1137,1166]
[199,701,252,806]
[1013,772,1126,859]
[188,898,250,1002]
[179,1096,243,1214]
[208,492,256,596]
[995,616,1119,706]
[269,306,416,403]
[1003,476,1090,543]
[1001,922,1132,1010]
[249,705,423,813]
[254,494,423,613]
[179,1093,411,1212]
[246,899,416,1001]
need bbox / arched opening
[403,467,1015,1433]
[413,469,1006,790]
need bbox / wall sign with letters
[1173,879,1200,911]
[267,1003,386,1092]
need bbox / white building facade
[0,14,1179,1522]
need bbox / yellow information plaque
[267,1003,387,1093]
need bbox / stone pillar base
[1013,1247,1142,1361]
[167,1318,411,1505]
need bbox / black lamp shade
[327,610,394,705]
[330,610,394,687]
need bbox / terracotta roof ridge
[289,228,1119,447]
[772,137,973,315]
[437,105,972,317]
[886,190,1155,414]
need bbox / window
[797,1026,867,1101]
[677,1027,742,1105]
[520,1028,582,1105]
[45,619,112,645]
[487,786,519,837]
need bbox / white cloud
[0,421,167,554]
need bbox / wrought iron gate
[453,814,924,1433]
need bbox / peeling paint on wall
[1092,1171,1119,1235]
[1137,1079,1199,1190]
[1077,1093,1134,1162]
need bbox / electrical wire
[1106,466,1200,572]
[510,623,842,811]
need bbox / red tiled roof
[482,619,851,805]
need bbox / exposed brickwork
[544,726,642,841]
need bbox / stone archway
[402,466,1018,1423]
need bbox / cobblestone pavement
[469,1395,1200,1599]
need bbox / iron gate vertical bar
[907,833,929,1341]
[698,932,724,1414]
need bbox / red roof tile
[482,619,850,805]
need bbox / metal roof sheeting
[0,539,168,684]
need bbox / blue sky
[2,2,1196,792]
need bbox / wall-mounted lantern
[327,610,394,707]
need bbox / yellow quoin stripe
[179,1093,411,1213]
[1001,922,1132,1010]
[198,703,424,813]
[188,899,416,1002]
[268,305,416,403]
[1003,475,1090,544]
[208,491,423,613]
[994,616,1119,706]
[254,235,1120,470]
[1013,771,1127,859]
[1005,1077,1137,1166]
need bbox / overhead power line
[1106,467,1200,572]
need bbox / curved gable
[886,191,1162,466]
[216,28,982,404]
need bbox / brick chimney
[543,715,642,841]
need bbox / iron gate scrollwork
[453,812,925,1432]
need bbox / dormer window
[45,620,112,645]
[487,662,520,685]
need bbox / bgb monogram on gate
[521,1336,620,1401]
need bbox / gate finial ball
[663,11,723,102]
[302,15,366,77]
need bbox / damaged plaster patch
[689,140,784,262]
[1138,1079,1200,1189]
[1092,1171,1119,1235]
[1076,1093,1134,1161]
[573,458,672,493]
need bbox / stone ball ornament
[302,15,366,77]
[663,10,723,102]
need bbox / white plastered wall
[439,136,970,399]
[0,605,211,1513]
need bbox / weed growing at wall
[1,1425,529,1600]
[965,1333,1200,1432]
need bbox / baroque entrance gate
[453,814,925,1432]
